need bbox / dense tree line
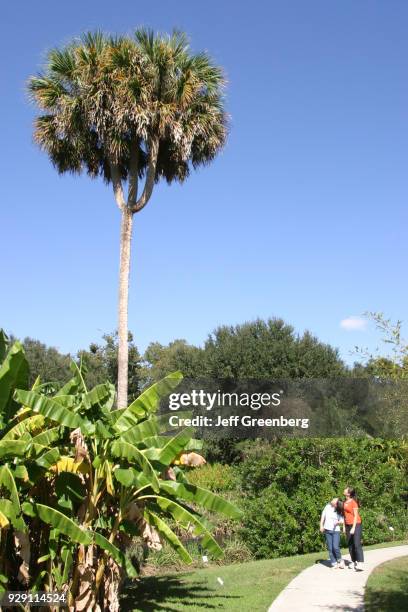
[12,332,142,402]
[11,317,348,393]
[10,316,407,442]
[144,318,347,380]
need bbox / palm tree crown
[28,29,227,202]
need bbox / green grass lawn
[365,555,408,612]
[121,541,406,611]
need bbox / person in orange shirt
[343,486,364,571]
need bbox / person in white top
[320,498,345,568]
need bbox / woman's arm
[350,506,358,534]
[320,509,325,533]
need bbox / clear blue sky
[1,1,407,363]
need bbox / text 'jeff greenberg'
[167,390,310,429]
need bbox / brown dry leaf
[179,452,206,467]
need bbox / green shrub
[239,439,408,559]
[359,507,407,545]
[240,485,300,558]
[203,438,244,464]
[187,462,240,492]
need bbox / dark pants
[324,530,341,564]
[345,523,364,562]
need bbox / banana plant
[0,331,242,611]
[0,331,34,595]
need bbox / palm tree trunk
[117,208,133,408]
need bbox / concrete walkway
[268,545,408,612]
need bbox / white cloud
[340,316,367,331]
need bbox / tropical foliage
[0,331,241,610]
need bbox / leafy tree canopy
[9,332,142,401]
[9,317,347,394]
[144,318,347,381]
[143,340,203,384]
[10,336,72,389]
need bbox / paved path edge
[268,544,408,612]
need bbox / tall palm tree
[29,30,227,407]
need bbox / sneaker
[338,561,345,569]
[348,561,355,569]
[355,562,364,571]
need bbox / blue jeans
[324,530,341,564]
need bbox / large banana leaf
[13,465,29,481]
[121,417,159,445]
[52,395,77,408]
[14,390,86,430]
[114,467,149,489]
[55,377,80,397]
[0,440,27,458]
[29,427,61,449]
[0,341,29,419]
[35,448,61,469]
[54,360,87,397]
[0,498,25,531]
[114,372,183,433]
[0,510,9,528]
[0,330,7,362]
[68,361,87,393]
[92,419,113,439]
[144,496,223,559]
[0,465,20,509]
[138,435,167,449]
[143,509,193,563]
[2,414,45,440]
[31,375,41,390]
[159,481,243,519]
[110,440,159,492]
[61,545,74,585]
[22,502,92,545]
[146,428,194,464]
[140,434,203,452]
[109,407,127,424]
[93,531,137,578]
[81,383,115,410]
